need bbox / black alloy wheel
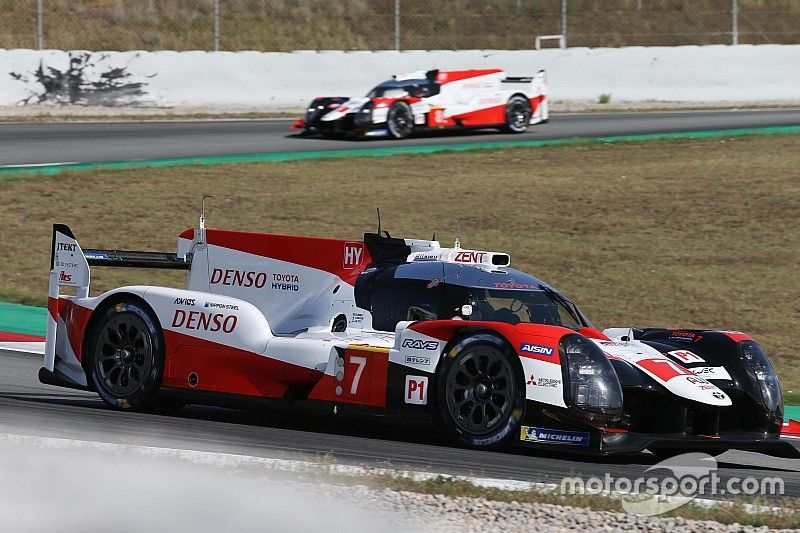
[89,300,165,410]
[437,334,525,449]
[502,95,532,133]
[387,101,414,139]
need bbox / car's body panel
[42,222,796,457]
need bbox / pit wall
[1,45,799,107]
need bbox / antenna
[376,207,382,236]
[199,195,213,244]
[454,217,470,249]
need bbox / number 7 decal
[348,355,367,395]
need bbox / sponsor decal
[519,343,554,356]
[56,242,77,252]
[55,260,79,268]
[351,312,365,325]
[494,282,538,289]
[404,375,428,405]
[526,374,560,388]
[271,273,300,291]
[204,301,239,311]
[174,297,196,306]
[84,251,108,260]
[691,366,732,380]
[426,278,441,289]
[58,271,72,283]
[453,251,486,263]
[405,355,431,366]
[210,268,268,288]
[414,253,439,262]
[712,392,726,400]
[402,339,439,351]
[667,350,705,364]
[520,426,590,446]
[686,376,711,385]
[668,331,704,343]
[343,242,364,268]
[171,309,237,333]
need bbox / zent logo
[343,242,364,269]
[453,251,486,263]
[404,375,428,405]
[58,271,72,282]
[402,339,439,351]
[519,343,554,356]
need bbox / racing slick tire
[87,299,166,411]
[501,95,532,134]
[437,334,526,450]
[387,101,414,139]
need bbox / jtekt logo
[57,242,77,252]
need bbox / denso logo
[453,251,486,263]
[57,242,77,252]
[343,242,364,268]
[519,343,554,356]
[171,309,237,333]
[402,339,439,351]
[210,268,267,288]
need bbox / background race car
[293,68,548,139]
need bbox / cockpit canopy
[355,261,587,332]
[366,78,440,99]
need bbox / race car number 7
[348,355,367,394]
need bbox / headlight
[740,341,782,415]
[560,334,623,416]
[353,102,373,126]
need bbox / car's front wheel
[88,300,165,411]
[502,95,532,133]
[387,101,414,139]
[437,334,525,449]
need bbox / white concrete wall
[1,45,799,108]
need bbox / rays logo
[519,343,554,356]
[402,339,439,351]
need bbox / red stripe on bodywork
[162,330,321,398]
[180,228,372,285]
[782,420,800,438]
[57,299,93,361]
[307,347,388,407]
[0,331,45,342]
[720,331,753,342]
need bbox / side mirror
[461,304,473,317]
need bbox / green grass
[1,134,798,395]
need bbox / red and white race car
[41,214,795,457]
[292,68,548,139]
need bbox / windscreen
[366,80,438,99]
[465,288,583,329]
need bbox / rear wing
[44,224,191,374]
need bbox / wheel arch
[80,291,163,379]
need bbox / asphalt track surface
[2,109,800,166]
[2,349,799,498]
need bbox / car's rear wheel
[502,95,532,133]
[387,101,414,139]
[437,334,525,449]
[88,300,165,411]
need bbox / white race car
[293,68,549,139]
